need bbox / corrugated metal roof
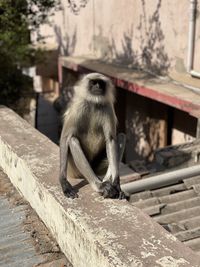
[130,175,200,254]
[0,196,44,267]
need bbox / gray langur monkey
[59,72,127,199]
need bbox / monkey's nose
[95,83,100,89]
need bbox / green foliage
[0,0,59,106]
[0,53,32,107]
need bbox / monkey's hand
[101,181,128,200]
[61,179,78,199]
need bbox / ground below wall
[0,168,71,267]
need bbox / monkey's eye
[89,79,106,89]
[89,80,95,86]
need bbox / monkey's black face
[88,79,107,96]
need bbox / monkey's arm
[103,133,126,181]
[106,136,119,184]
[103,128,126,199]
[59,134,78,198]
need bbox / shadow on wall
[94,0,170,75]
[125,92,168,162]
[52,0,170,75]
[126,110,163,162]
[111,25,140,68]
[54,25,77,56]
[138,0,170,75]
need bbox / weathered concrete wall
[35,0,200,75]
[0,106,200,267]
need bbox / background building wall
[35,0,200,76]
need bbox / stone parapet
[0,106,199,267]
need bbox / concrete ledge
[0,106,199,267]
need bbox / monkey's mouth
[92,89,104,95]
[91,87,106,96]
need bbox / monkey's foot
[62,181,78,199]
[101,181,128,200]
[119,190,129,200]
[64,188,78,199]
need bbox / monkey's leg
[59,136,78,199]
[69,137,103,193]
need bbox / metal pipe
[187,0,200,78]
[190,70,200,79]
[187,0,196,72]
[121,164,200,194]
